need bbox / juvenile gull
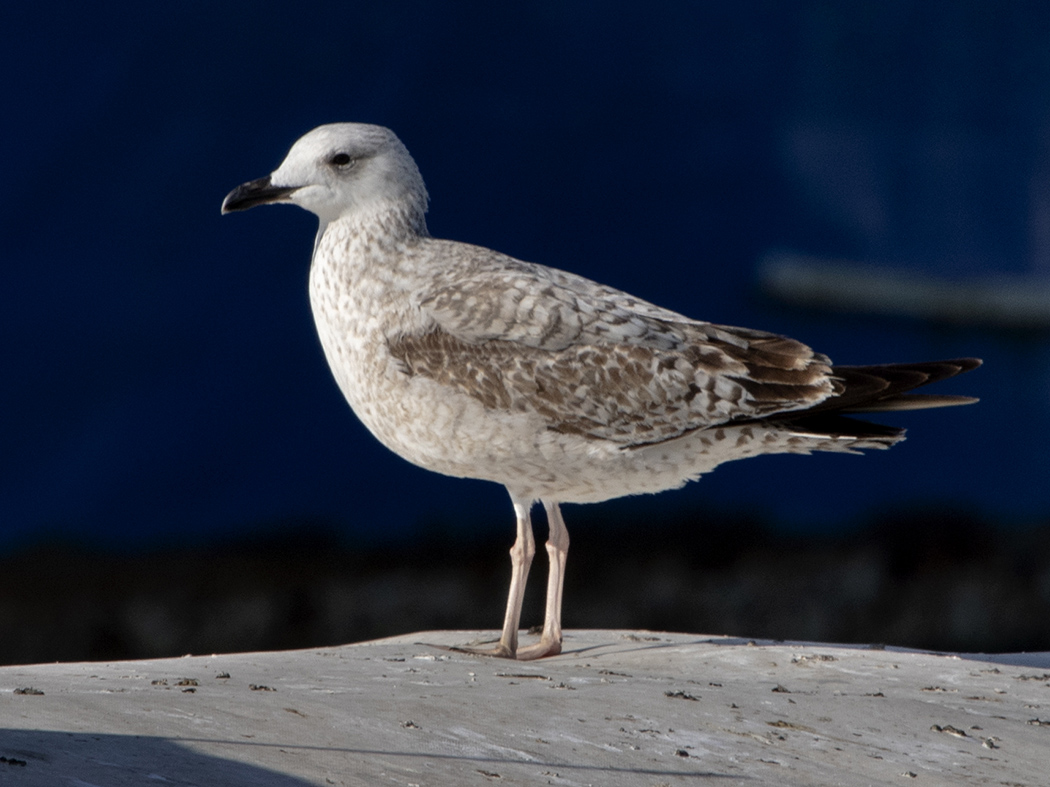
[222,123,980,660]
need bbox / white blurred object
[759,252,1050,329]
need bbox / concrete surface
[2,630,1048,786]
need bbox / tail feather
[782,412,905,441]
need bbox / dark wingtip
[842,393,980,413]
[813,356,982,416]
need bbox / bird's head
[221,123,429,232]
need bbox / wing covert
[395,245,836,445]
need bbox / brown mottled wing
[391,251,837,445]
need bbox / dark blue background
[3,2,1046,552]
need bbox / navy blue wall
[2,2,1046,550]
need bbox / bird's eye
[329,153,354,167]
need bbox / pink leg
[494,498,536,657]
[515,501,569,660]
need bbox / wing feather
[392,243,834,445]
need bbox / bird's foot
[452,642,516,658]
[439,633,562,660]
[511,637,562,660]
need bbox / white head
[222,123,429,234]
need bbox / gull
[222,123,980,660]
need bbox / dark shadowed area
[4,510,1049,666]
[2,2,1049,661]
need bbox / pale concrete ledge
[2,630,1048,786]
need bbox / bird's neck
[313,199,429,262]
